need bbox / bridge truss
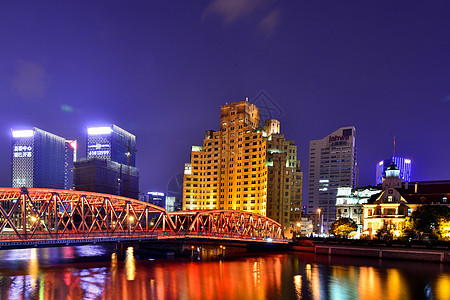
[0,188,286,248]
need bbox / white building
[307,126,358,233]
[336,186,381,233]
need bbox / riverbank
[291,239,450,263]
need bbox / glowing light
[87,126,113,135]
[319,179,329,183]
[30,216,37,222]
[405,159,411,164]
[129,216,134,222]
[12,129,34,138]
[267,238,273,242]
[378,161,383,166]
[296,222,301,227]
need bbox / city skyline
[1,1,449,194]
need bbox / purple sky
[1,1,449,199]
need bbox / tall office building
[87,125,136,167]
[64,140,77,190]
[265,120,303,236]
[11,128,73,189]
[376,157,411,185]
[74,125,139,199]
[182,100,302,237]
[307,126,357,233]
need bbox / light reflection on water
[0,247,448,299]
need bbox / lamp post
[317,208,322,235]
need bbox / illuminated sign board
[12,130,34,138]
[87,127,113,135]
[13,145,33,158]
[328,135,350,142]
[87,143,110,156]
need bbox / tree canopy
[403,205,450,240]
[330,218,357,238]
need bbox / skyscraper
[182,100,303,237]
[11,128,73,189]
[87,125,136,167]
[74,124,139,199]
[376,157,411,185]
[307,126,358,233]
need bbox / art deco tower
[183,100,303,237]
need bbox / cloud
[204,0,267,25]
[10,60,48,100]
[258,9,281,38]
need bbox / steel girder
[0,188,286,244]
[169,209,284,240]
[0,188,175,242]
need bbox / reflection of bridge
[0,188,286,249]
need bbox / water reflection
[0,247,448,299]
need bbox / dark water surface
[0,245,449,300]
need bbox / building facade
[266,125,303,236]
[182,100,303,237]
[307,126,358,233]
[74,158,139,199]
[11,128,73,189]
[74,125,139,199]
[376,156,411,185]
[87,125,136,167]
[336,186,381,234]
[363,164,450,238]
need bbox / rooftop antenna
[393,136,396,158]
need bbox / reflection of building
[336,186,381,233]
[11,128,74,189]
[307,126,358,233]
[376,157,411,185]
[74,125,139,199]
[363,163,450,238]
[182,100,303,238]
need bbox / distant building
[363,163,450,238]
[139,192,166,208]
[165,196,182,212]
[74,125,139,199]
[64,140,77,190]
[87,125,136,167]
[74,158,139,199]
[265,120,303,237]
[11,128,73,189]
[336,186,381,234]
[376,157,411,185]
[307,126,358,233]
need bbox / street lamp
[317,208,322,235]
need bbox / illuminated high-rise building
[265,120,303,236]
[64,140,77,190]
[307,126,358,233]
[182,100,303,237]
[11,128,73,189]
[74,125,139,199]
[376,157,411,185]
[87,125,136,167]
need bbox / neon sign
[13,145,32,158]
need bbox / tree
[409,205,450,240]
[330,218,357,238]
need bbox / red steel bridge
[0,188,286,249]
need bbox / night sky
[1,1,449,202]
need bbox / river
[0,245,449,299]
